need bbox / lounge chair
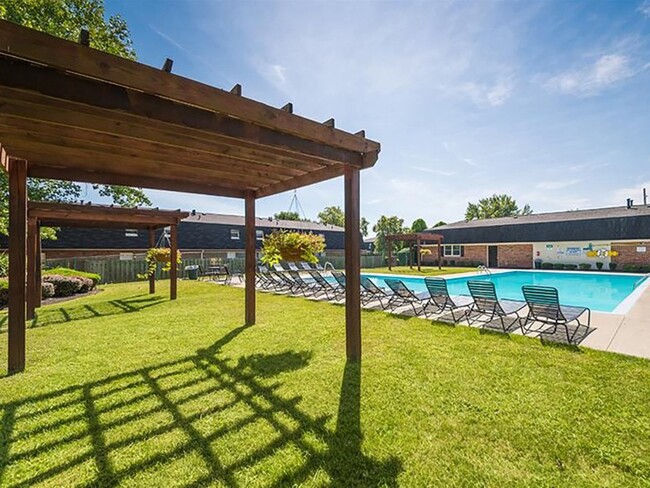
[273,263,287,273]
[333,271,376,305]
[383,279,428,315]
[272,271,301,294]
[315,262,325,271]
[308,271,345,300]
[255,266,275,290]
[422,277,473,323]
[466,280,526,332]
[286,262,301,272]
[299,262,314,271]
[288,271,322,297]
[360,277,395,308]
[521,285,592,344]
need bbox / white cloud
[536,179,581,190]
[639,0,650,17]
[408,166,455,176]
[609,181,650,206]
[545,54,636,96]
[458,78,515,107]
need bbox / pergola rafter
[0,21,380,373]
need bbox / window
[230,229,240,240]
[125,229,139,237]
[443,245,463,257]
[256,230,264,240]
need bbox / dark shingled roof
[184,213,343,232]
[425,205,650,244]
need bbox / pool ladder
[633,274,649,289]
[323,261,336,271]
[477,265,492,275]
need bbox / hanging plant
[138,248,182,279]
[260,230,325,266]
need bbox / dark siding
[427,216,650,244]
[0,222,348,250]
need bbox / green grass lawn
[362,266,476,276]
[0,281,649,487]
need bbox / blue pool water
[363,271,647,313]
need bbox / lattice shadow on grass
[0,294,166,334]
[0,325,401,487]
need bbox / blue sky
[99,0,650,230]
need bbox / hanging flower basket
[138,248,182,279]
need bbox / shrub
[41,282,55,299]
[442,260,448,266]
[552,263,564,270]
[564,264,578,270]
[43,275,83,297]
[449,260,456,266]
[541,262,554,270]
[260,231,325,266]
[77,277,95,293]
[622,264,637,273]
[0,279,7,308]
[596,262,604,270]
[640,265,650,273]
[0,253,8,278]
[609,262,618,272]
[44,267,101,287]
[579,263,592,270]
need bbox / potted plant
[260,230,326,266]
[138,247,182,279]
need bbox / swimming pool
[362,271,649,313]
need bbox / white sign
[636,246,647,253]
[119,252,134,261]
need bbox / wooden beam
[354,130,365,138]
[8,157,27,374]
[0,142,7,172]
[35,222,42,308]
[255,165,345,198]
[28,165,247,199]
[0,57,367,167]
[281,103,293,113]
[230,84,242,96]
[26,217,37,320]
[162,58,173,73]
[245,191,256,326]
[344,165,361,361]
[323,118,335,128]
[0,20,379,155]
[148,228,156,294]
[170,224,177,300]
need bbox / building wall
[611,242,650,267]
[532,241,612,269]
[497,244,533,269]
[421,244,487,265]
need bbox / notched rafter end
[323,118,335,128]
[354,130,366,138]
[230,83,242,96]
[281,102,293,113]
[78,29,90,47]
[162,58,174,73]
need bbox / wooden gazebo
[386,233,444,271]
[0,21,380,373]
[26,201,189,320]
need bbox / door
[488,246,498,268]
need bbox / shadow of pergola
[0,325,401,487]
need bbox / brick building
[422,205,650,270]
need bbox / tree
[465,194,532,220]
[273,211,302,221]
[372,215,405,256]
[0,0,150,238]
[433,220,447,227]
[318,206,345,227]
[360,217,369,237]
[411,218,428,233]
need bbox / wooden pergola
[0,21,379,373]
[386,233,444,271]
[26,201,189,320]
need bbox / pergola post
[8,157,27,374]
[387,236,392,271]
[169,224,177,300]
[245,191,256,326]
[35,221,42,308]
[437,240,442,270]
[148,228,156,294]
[26,216,37,320]
[417,236,421,271]
[344,165,361,361]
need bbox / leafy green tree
[372,215,405,256]
[318,206,345,227]
[411,218,428,233]
[273,211,302,221]
[0,0,150,238]
[433,220,447,227]
[360,217,369,237]
[465,194,532,220]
